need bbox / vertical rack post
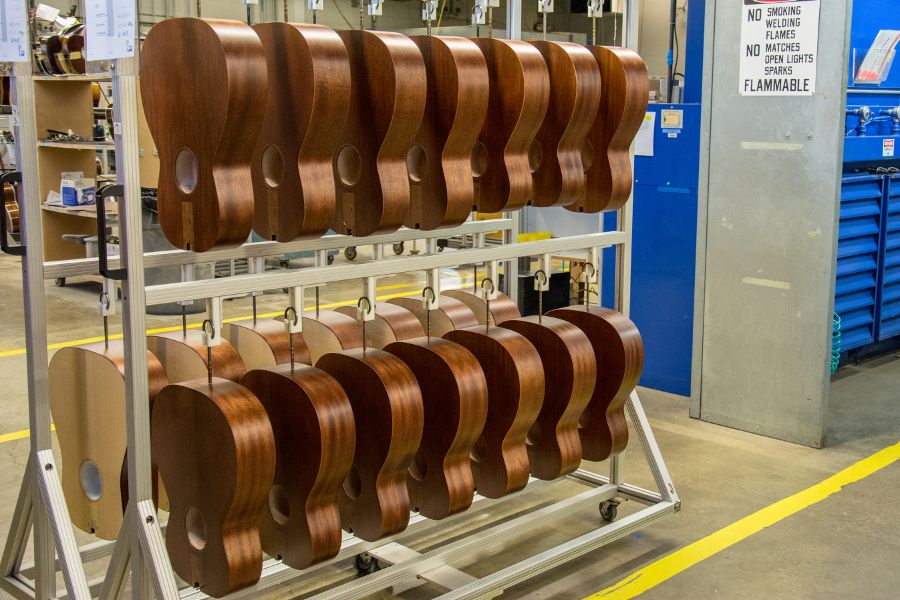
[504,0,523,304]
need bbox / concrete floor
[0,249,898,599]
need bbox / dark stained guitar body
[3,181,20,238]
[499,316,596,480]
[241,364,355,569]
[141,18,267,251]
[443,327,543,498]
[384,338,488,519]
[528,41,601,207]
[442,289,520,326]
[388,295,478,338]
[335,302,423,349]
[152,378,275,597]
[406,35,488,230]
[333,30,426,237]
[251,23,350,241]
[568,46,648,213]
[58,24,86,75]
[222,319,311,372]
[471,39,549,213]
[301,311,363,364]
[546,305,643,460]
[147,330,246,384]
[315,349,423,541]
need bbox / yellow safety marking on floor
[0,424,55,444]
[0,275,481,358]
[588,439,900,600]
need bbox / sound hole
[79,460,103,501]
[471,141,488,177]
[528,141,543,173]
[409,448,428,482]
[342,465,362,500]
[185,506,207,551]
[470,435,487,463]
[406,143,427,183]
[268,485,291,525]
[175,148,198,194]
[581,138,595,171]
[262,145,284,188]
[336,145,362,186]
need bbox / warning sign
[885,139,896,158]
[739,0,821,97]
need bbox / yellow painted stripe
[588,439,900,599]
[0,275,483,358]
[0,424,55,444]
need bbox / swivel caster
[392,242,404,256]
[354,552,382,575]
[55,277,66,287]
[600,500,620,523]
[344,246,358,261]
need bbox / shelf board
[33,74,112,82]
[41,203,115,220]
[37,140,115,151]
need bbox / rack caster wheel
[344,247,358,261]
[392,242,404,255]
[55,277,66,287]
[600,500,619,523]
[354,552,382,575]
[327,254,335,265]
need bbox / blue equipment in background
[834,2,900,360]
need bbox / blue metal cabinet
[880,176,900,338]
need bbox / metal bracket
[368,0,383,16]
[203,298,223,347]
[359,277,376,321]
[424,268,441,310]
[285,287,304,334]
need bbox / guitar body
[59,24,86,75]
[388,295,478,338]
[301,311,363,364]
[443,327,543,498]
[384,338,488,519]
[499,316,595,480]
[442,289,520,326]
[222,319,310,372]
[316,349,424,541]
[43,34,64,75]
[49,341,168,539]
[333,30,426,237]
[406,35,488,230]
[141,18,267,251]
[251,23,350,242]
[471,38,549,213]
[568,46,648,213]
[241,364,355,569]
[528,41,601,207]
[546,305,643,460]
[3,181,20,238]
[147,330,246,384]
[152,378,275,597]
[335,302,423,350]
[1,76,10,105]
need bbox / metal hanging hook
[422,286,436,343]
[99,291,111,350]
[583,262,595,310]
[284,306,299,370]
[481,278,494,332]
[201,319,215,387]
[358,296,372,354]
[534,269,548,324]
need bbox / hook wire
[201,319,215,387]
[284,306,299,370]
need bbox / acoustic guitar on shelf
[333,30,426,237]
[222,318,311,372]
[251,23,350,242]
[405,35,488,230]
[141,18,268,252]
[528,41,601,208]
[334,302,424,350]
[568,46,649,213]
[470,38,549,213]
[442,289,521,326]
[389,294,478,338]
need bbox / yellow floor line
[0,424,55,444]
[0,275,482,358]
[587,439,900,599]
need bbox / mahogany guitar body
[222,319,311,372]
[147,330,246,384]
[443,327,544,498]
[406,35,488,230]
[499,316,596,479]
[152,378,275,597]
[335,302,423,349]
[528,41,601,207]
[3,181,20,237]
[546,305,644,460]
[333,30,426,237]
[442,289,521,326]
[316,349,424,541]
[471,38,549,213]
[388,295,478,338]
[241,365,355,569]
[49,341,168,539]
[251,23,350,241]
[141,18,267,251]
[568,46,648,213]
[385,338,488,519]
[301,311,363,364]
